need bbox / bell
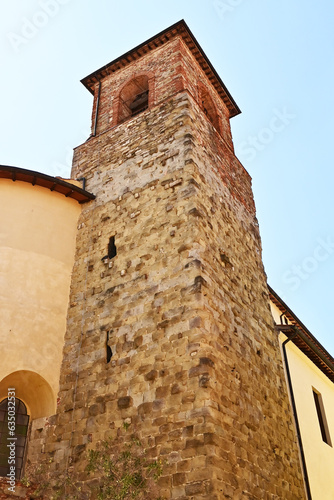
[129,90,149,114]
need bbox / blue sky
[1,1,334,354]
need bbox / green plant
[24,424,164,499]
[86,432,163,500]
[23,459,81,499]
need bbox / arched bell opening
[199,84,221,134]
[118,75,150,123]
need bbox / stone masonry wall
[178,96,306,498]
[27,88,305,499]
[0,477,42,499]
[26,33,305,499]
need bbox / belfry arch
[117,75,150,123]
[198,83,220,133]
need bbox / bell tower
[33,20,306,499]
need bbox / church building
[1,20,333,499]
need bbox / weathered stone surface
[26,25,305,500]
[0,478,42,499]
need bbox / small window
[312,389,332,446]
[108,236,117,259]
[118,76,149,123]
[0,398,30,479]
[106,331,113,363]
[199,85,220,133]
[101,236,117,262]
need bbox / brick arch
[114,73,155,125]
[198,83,221,133]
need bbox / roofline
[268,284,334,382]
[0,165,95,204]
[80,20,241,119]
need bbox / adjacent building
[270,286,334,500]
[0,166,94,479]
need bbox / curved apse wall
[0,172,83,418]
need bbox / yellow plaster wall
[271,303,334,499]
[0,179,81,418]
[283,340,334,500]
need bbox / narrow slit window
[313,389,332,446]
[106,331,113,363]
[108,236,117,259]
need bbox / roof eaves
[80,20,241,118]
[0,165,95,204]
[268,284,334,382]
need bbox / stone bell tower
[33,20,306,499]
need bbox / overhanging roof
[269,285,334,383]
[0,165,95,204]
[81,19,241,119]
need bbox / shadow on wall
[0,370,56,419]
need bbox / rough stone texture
[0,478,41,499]
[26,32,305,499]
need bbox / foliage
[23,424,164,499]
[22,462,78,499]
[86,431,163,500]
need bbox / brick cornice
[80,20,241,119]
